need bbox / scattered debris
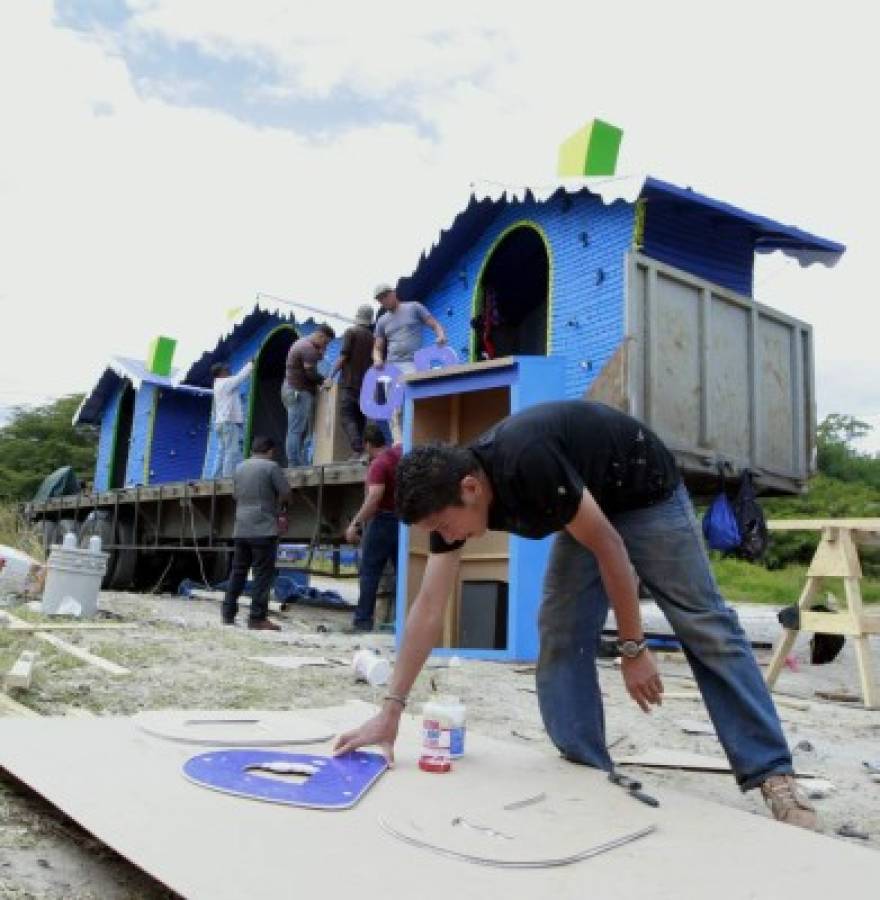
[802,778,836,800]
[676,717,716,737]
[502,792,546,811]
[794,740,814,752]
[248,655,333,670]
[836,824,870,841]
[510,729,535,741]
[5,650,38,690]
[815,690,860,703]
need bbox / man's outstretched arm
[333,548,460,762]
[565,490,663,713]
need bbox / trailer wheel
[107,518,138,591]
[206,546,233,586]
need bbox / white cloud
[0,0,878,452]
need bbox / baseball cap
[355,304,374,325]
[373,282,394,300]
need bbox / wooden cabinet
[396,356,565,662]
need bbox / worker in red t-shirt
[344,423,402,632]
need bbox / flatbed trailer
[21,462,367,590]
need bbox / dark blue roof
[397,177,844,301]
[183,305,299,388]
[641,177,845,263]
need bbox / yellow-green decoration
[147,336,177,376]
[557,119,623,177]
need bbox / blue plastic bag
[702,492,742,552]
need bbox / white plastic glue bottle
[421,695,467,770]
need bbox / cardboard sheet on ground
[133,709,335,746]
[0,705,877,899]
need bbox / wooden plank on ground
[1,609,130,675]
[0,622,138,633]
[33,632,129,675]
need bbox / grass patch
[711,556,880,605]
[0,501,45,561]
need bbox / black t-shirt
[339,325,374,390]
[429,400,680,553]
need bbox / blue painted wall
[124,383,157,487]
[94,383,123,492]
[201,318,342,475]
[417,193,636,401]
[150,391,212,484]
[641,198,755,296]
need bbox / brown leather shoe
[247,618,281,632]
[760,774,819,830]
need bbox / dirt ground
[1,585,879,898]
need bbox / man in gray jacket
[222,435,291,630]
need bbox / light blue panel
[125,383,157,486]
[396,355,565,662]
[417,193,636,402]
[94,383,123,491]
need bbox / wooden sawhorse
[764,519,880,709]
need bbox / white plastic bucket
[41,542,109,618]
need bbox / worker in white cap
[371,283,446,443]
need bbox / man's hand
[372,359,385,369]
[344,523,361,545]
[436,334,447,346]
[333,710,400,765]
[621,650,664,713]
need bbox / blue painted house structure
[75,358,213,491]
[182,305,341,473]
[396,175,844,405]
[392,174,845,661]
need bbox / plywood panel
[708,297,750,460]
[313,382,351,464]
[459,388,510,443]
[412,395,453,444]
[0,709,876,900]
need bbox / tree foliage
[0,395,96,501]
[763,413,880,573]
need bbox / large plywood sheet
[1,705,878,899]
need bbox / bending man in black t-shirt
[335,400,817,830]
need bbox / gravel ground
[1,587,879,898]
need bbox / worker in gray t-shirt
[222,435,291,631]
[371,282,446,442]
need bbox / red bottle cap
[418,755,452,773]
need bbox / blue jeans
[353,511,399,629]
[536,484,792,791]
[281,385,314,468]
[212,422,243,478]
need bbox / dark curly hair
[395,443,479,524]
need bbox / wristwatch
[617,639,648,659]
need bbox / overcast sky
[1,1,878,450]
